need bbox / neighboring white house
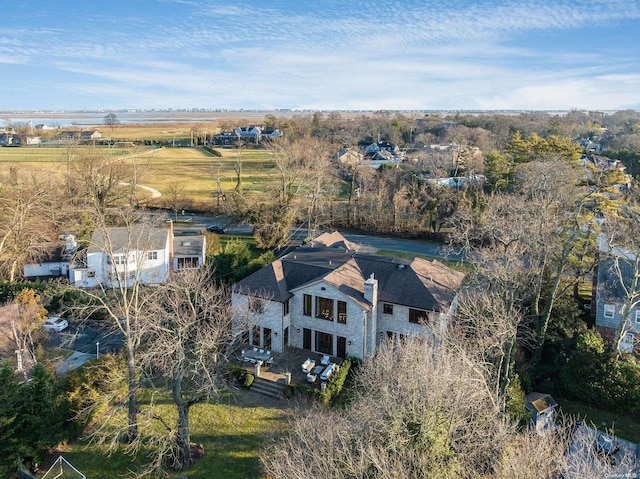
[23,235,78,279]
[232,232,465,359]
[69,222,205,288]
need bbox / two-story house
[70,222,205,288]
[595,255,639,353]
[232,232,465,359]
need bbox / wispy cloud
[1,0,639,110]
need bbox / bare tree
[0,170,59,281]
[135,269,234,473]
[262,337,577,479]
[76,208,170,444]
[73,149,128,209]
[103,112,119,136]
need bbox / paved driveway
[47,320,122,356]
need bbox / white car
[44,316,68,332]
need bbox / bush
[225,365,254,388]
[64,354,127,436]
[202,146,222,156]
[320,358,354,405]
[560,330,640,417]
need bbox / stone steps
[250,377,286,400]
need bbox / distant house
[57,130,102,143]
[231,232,465,359]
[364,141,398,157]
[235,126,262,143]
[525,392,558,435]
[336,148,364,166]
[595,255,639,353]
[261,128,281,141]
[213,131,241,147]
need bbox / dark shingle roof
[234,232,464,311]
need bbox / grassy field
[51,393,289,479]
[0,145,279,205]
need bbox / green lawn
[557,397,640,443]
[53,393,289,479]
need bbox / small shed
[525,392,558,435]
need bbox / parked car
[43,316,68,332]
[206,225,226,234]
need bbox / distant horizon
[2,1,639,112]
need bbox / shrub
[202,146,222,157]
[320,358,353,405]
[225,365,254,388]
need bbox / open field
[0,145,280,205]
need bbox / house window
[383,303,393,315]
[249,297,265,314]
[315,296,334,321]
[303,294,312,316]
[635,310,640,324]
[337,301,347,324]
[148,251,158,260]
[283,299,290,316]
[315,331,333,355]
[177,257,199,269]
[113,255,125,265]
[409,308,429,324]
[603,304,615,319]
[252,326,260,346]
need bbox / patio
[233,345,344,386]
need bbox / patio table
[242,348,272,364]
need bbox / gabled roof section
[233,231,465,311]
[88,224,169,255]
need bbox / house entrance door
[264,328,272,350]
[337,336,347,358]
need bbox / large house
[70,222,205,288]
[232,232,465,359]
[595,255,639,353]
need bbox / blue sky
[1,0,640,111]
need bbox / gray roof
[173,235,204,257]
[88,225,169,254]
[234,232,464,311]
[597,256,638,302]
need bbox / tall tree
[136,269,234,473]
[76,207,169,443]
